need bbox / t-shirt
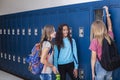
[41,41,53,74]
[89,31,114,60]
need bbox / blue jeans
[95,60,112,80]
[40,74,52,80]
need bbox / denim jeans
[95,60,112,80]
[40,74,52,80]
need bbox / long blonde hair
[40,25,54,47]
[90,20,111,45]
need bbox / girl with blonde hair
[40,25,58,80]
[89,6,114,80]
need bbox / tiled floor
[0,70,24,80]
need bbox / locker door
[0,16,2,64]
[0,16,4,68]
[13,15,18,68]
[28,14,35,52]
[15,14,21,64]
[6,16,11,61]
[0,17,1,59]
[16,14,22,59]
[21,14,27,60]
[0,16,3,62]
[7,16,13,70]
[33,14,40,42]
[3,16,7,61]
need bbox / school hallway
[0,70,24,80]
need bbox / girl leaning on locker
[89,6,114,80]
[40,25,58,80]
[54,24,79,80]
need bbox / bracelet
[106,14,111,17]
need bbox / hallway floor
[0,70,24,80]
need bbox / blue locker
[6,15,10,60]
[13,14,18,56]
[0,25,1,62]
[34,14,41,42]
[2,16,8,68]
[3,16,7,60]
[16,14,22,58]
[4,16,8,63]
[28,14,35,50]
[6,15,13,71]
[17,14,26,74]
[0,16,3,63]
[21,14,28,56]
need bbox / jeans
[95,60,112,80]
[40,74,52,80]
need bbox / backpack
[97,37,120,71]
[26,43,44,75]
[26,42,53,75]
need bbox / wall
[0,0,99,15]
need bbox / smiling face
[62,26,68,38]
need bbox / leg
[40,74,44,80]
[106,71,112,80]
[40,74,52,80]
[47,74,52,80]
[58,64,67,80]
[66,62,76,80]
[40,74,46,80]
[95,61,106,80]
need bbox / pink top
[89,31,114,60]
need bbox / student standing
[89,6,114,80]
[40,25,58,80]
[54,24,78,80]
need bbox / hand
[103,6,109,14]
[103,6,108,10]
[92,73,95,80]
[73,69,78,78]
[52,66,58,74]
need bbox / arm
[41,47,54,68]
[72,39,79,78]
[41,47,58,74]
[72,39,79,69]
[54,45,58,69]
[103,6,112,32]
[91,51,97,80]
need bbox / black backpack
[97,37,120,71]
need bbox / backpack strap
[48,47,52,55]
[96,54,100,62]
[71,40,79,64]
[57,48,60,61]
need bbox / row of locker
[0,52,26,64]
[0,28,84,37]
[0,28,39,36]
